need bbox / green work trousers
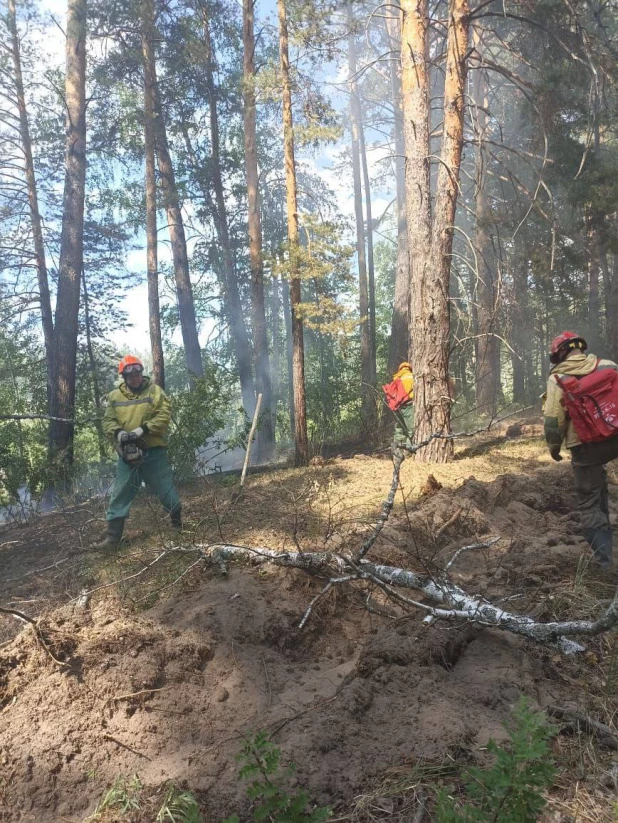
[394,402,415,446]
[106,446,180,521]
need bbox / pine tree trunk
[472,31,498,416]
[240,0,274,458]
[586,206,602,354]
[270,274,281,434]
[281,273,295,441]
[611,252,618,362]
[511,256,528,404]
[401,0,443,461]
[348,26,377,434]
[150,60,203,381]
[141,0,165,389]
[403,0,469,462]
[199,9,257,418]
[277,0,308,466]
[49,0,87,466]
[386,8,410,375]
[8,0,54,395]
[359,117,377,386]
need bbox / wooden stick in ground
[240,392,263,487]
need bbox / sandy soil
[1,425,618,822]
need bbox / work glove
[130,426,147,438]
[116,429,129,444]
[549,445,563,462]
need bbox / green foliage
[167,365,226,482]
[84,774,142,821]
[223,731,332,823]
[435,699,556,823]
[156,783,203,823]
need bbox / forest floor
[2,419,618,822]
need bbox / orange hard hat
[118,354,143,374]
[398,362,412,372]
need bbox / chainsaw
[116,431,145,466]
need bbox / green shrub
[436,698,556,823]
[223,731,331,823]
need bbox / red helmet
[549,331,587,364]
[118,354,143,375]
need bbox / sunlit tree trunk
[8,0,53,397]
[49,0,87,466]
[141,0,165,388]
[241,0,274,458]
[402,0,470,462]
[386,8,410,375]
[151,57,203,381]
[348,25,377,434]
[278,0,308,466]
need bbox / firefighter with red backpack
[383,362,415,447]
[544,331,618,569]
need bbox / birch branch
[199,544,598,654]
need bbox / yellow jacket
[544,352,618,449]
[103,377,171,448]
[392,367,414,402]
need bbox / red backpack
[555,360,618,443]
[382,378,411,412]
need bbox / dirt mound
[0,450,617,821]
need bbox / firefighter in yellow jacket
[544,332,618,569]
[95,355,181,548]
[392,362,415,447]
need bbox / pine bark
[8,0,54,387]
[586,206,602,354]
[386,9,410,375]
[141,0,165,389]
[472,31,499,415]
[402,0,469,462]
[511,257,528,404]
[359,117,376,386]
[241,0,274,458]
[348,26,377,433]
[277,0,308,466]
[150,58,203,380]
[49,0,87,465]
[611,252,618,362]
[270,275,281,433]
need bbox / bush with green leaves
[436,698,556,823]
[167,368,226,481]
[223,731,331,823]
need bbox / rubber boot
[93,517,125,550]
[170,505,182,533]
[584,527,613,570]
